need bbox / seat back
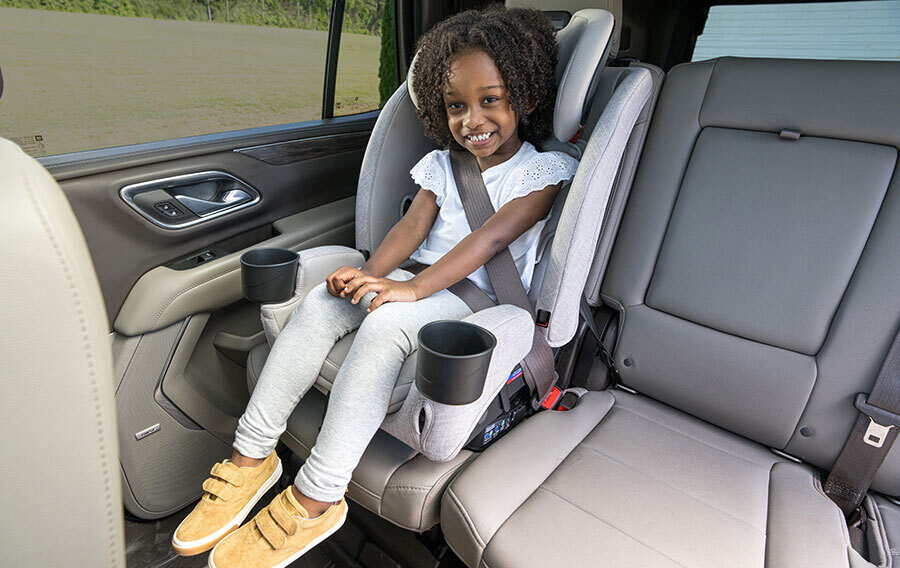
[0,139,124,565]
[601,57,900,496]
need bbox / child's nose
[464,108,485,129]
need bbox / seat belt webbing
[447,148,558,406]
[824,324,900,515]
[578,295,619,383]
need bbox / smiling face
[443,49,527,170]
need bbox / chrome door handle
[174,188,252,216]
[120,171,260,229]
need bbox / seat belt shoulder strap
[447,148,557,406]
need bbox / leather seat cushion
[441,390,862,568]
[249,333,414,414]
[247,343,472,531]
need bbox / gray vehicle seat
[245,12,663,531]
[0,138,125,566]
[441,56,900,567]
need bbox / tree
[377,0,397,106]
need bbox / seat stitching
[697,58,718,129]
[571,443,766,533]
[536,486,691,567]
[446,487,487,549]
[608,401,775,470]
[636,64,715,310]
[23,161,119,567]
[383,484,431,491]
[414,458,473,530]
[348,479,380,500]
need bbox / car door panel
[55,123,373,519]
[60,127,370,327]
[113,197,355,336]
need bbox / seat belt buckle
[854,393,899,448]
[556,391,579,411]
[541,386,562,410]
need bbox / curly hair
[411,5,558,147]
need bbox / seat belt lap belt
[447,148,558,408]
[824,324,900,516]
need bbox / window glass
[333,0,398,116]
[692,0,900,62]
[0,1,332,158]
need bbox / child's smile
[443,49,529,170]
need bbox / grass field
[0,7,381,156]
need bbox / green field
[0,7,381,156]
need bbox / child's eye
[446,102,464,110]
[482,96,499,104]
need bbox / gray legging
[232,268,472,502]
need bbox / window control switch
[154,201,183,217]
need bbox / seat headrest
[407,9,615,144]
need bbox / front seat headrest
[406,9,615,144]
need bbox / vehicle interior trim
[42,112,378,181]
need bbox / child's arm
[325,189,438,297]
[345,183,560,310]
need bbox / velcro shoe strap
[202,478,237,501]
[256,510,287,549]
[210,463,244,487]
[267,496,299,536]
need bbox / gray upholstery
[442,57,900,566]
[584,62,665,305]
[536,66,652,346]
[381,304,534,461]
[443,391,861,568]
[868,496,900,567]
[552,9,615,142]
[0,138,125,566]
[601,57,900,494]
[260,245,365,346]
[246,352,473,531]
[355,82,435,254]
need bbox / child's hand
[326,266,370,297]
[344,276,421,311]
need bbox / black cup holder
[416,320,497,405]
[240,248,299,303]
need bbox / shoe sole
[172,457,283,557]
[207,502,348,568]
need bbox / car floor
[125,454,466,568]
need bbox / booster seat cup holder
[240,248,299,303]
[416,321,497,405]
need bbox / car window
[692,0,900,62]
[0,0,393,158]
[333,0,398,116]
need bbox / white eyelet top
[409,141,579,299]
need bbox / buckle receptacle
[854,393,899,448]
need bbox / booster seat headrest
[406,9,615,144]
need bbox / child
[173,7,579,568]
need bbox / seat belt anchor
[854,393,898,448]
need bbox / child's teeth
[470,132,491,142]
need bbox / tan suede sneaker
[172,452,282,556]
[208,487,348,568]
